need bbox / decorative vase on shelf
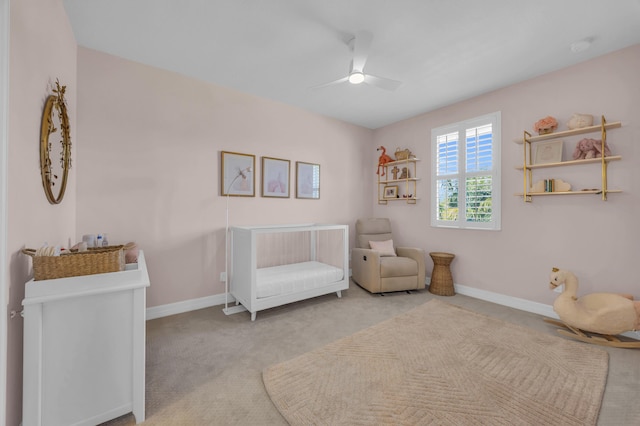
[534,116,558,135]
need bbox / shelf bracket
[523,130,532,202]
[600,115,608,201]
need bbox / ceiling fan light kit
[312,30,401,91]
[348,72,365,84]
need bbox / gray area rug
[263,299,609,425]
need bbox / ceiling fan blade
[310,75,349,90]
[363,74,402,91]
[351,30,372,73]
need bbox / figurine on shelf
[399,167,409,179]
[391,166,399,180]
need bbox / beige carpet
[263,299,609,426]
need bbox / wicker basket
[394,148,413,161]
[22,245,126,281]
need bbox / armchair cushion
[369,239,396,257]
[380,257,417,278]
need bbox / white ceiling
[63,0,640,129]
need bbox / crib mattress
[256,261,344,299]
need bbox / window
[431,112,501,230]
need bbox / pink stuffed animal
[572,138,611,160]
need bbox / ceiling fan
[312,31,402,91]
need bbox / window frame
[430,111,501,230]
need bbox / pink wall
[75,48,373,308]
[6,0,77,424]
[373,44,640,305]
[75,44,639,311]
[5,3,638,421]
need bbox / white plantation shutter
[466,124,493,172]
[437,132,458,175]
[431,112,501,230]
[435,132,459,222]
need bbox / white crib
[230,224,349,321]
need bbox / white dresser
[22,250,150,426]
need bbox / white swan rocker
[546,267,640,348]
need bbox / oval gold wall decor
[40,79,72,204]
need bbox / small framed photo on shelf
[261,157,290,198]
[383,185,399,199]
[534,140,563,165]
[221,151,255,196]
[296,162,320,199]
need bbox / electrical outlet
[219,272,227,282]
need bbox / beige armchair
[351,218,426,294]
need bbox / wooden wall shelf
[515,116,622,202]
[378,158,420,205]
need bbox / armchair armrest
[351,248,382,292]
[396,247,426,287]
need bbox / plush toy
[376,146,393,176]
[549,268,640,340]
[572,138,611,160]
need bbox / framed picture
[221,151,255,196]
[262,157,290,198]
[383,185,399,199]
[296,162,320,199]
[534,140,563,165]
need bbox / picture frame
[534,140,563,165]
[221,151,255,196]
[261,157,290,198]
[383,185,399,199]
[296,161,320,199]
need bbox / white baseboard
[147,271,353,320]
[146,293,236,320]
[146,284,550,321]
[147,281,639,341]
[453,282,558,319]
[427,277,639,341]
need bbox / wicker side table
[429,252,455,296]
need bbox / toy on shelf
[572,138,611,160]
[545,268,640,348]
[376,146,393,176]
